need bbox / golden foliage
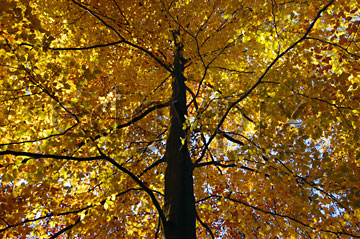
[0,0,360,238]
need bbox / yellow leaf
[180,137,185,145]
[268,92,276,98]
[80,212,86,220]
[355,209,360,220]
[104,201,109,210]
[223,13,232,19]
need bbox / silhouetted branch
[222,133,244,146]
[195,161,236,168]
[154,217,161,238]
[225,193,360,238]
[49,217,81,239]
[138,157,165,178]
[51,40,124,50]
[0,123,78,147]
[98,150,167,226]
[195,0,335,166]
[115,101,171,131]
[196,210,215,239]
[0,150,103,161]
[71,0,172,73]
[305,37,360,59]
[211,66,255,74]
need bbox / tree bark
[162,43,196,238]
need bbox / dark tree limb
[50,41,124,50]
[305,37,360,59]
[222,133,244,146]
[97,150,167,227]
[0,123,78,147]
[195,209,215,239]
[138,157,165,178]
[71,0,172,73]
[0,150,102,161]
[225,193,360,238]
[49,217,81,239]
[195,0,335,166]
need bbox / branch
[110,102,171,134]
[121,39,172,72]
[71,0,123,39]
[49,218,80,239]
[116,101,171,130]
[98,152,166,226]
[196,210,215,239]
[0,207,89,233]
[194,161,259,175]
[195,161,236,168]
[225,132,353,214]
[0,150,103,161]
[73,101,170,156]
[222,133,244,146]
[50,41,124,50]
[194,38,238,101]
[71,0,172,73]
[0,91,42,102]
[194,0,335,166]
[20,41,125,51]
[80,101,172,147]
[305,37,360,59]
[225,194,360,238]
[138,157,165,178]
[112,0,130,26]
[196,194,222,204]
[0,188,141,233]
[289,86,353,110]
[0,123,78,147]
[274,156,352,214]
[2,35,80,125]
[211,66,255,74]
[271,0,281,54]
[154,217,161,239]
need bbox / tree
[1,0,360,238]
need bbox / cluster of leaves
[1,0,360,238]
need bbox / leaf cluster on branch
[1,0,360,238]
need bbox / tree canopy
[1,0,360,238]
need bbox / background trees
[1,0,360,238]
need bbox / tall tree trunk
[162,43,196,238]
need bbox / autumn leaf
[0,0,359,238]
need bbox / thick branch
[222,133,244,146]
[0,150,102,161]
[99,153,166,226]
[195,0,335,166]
